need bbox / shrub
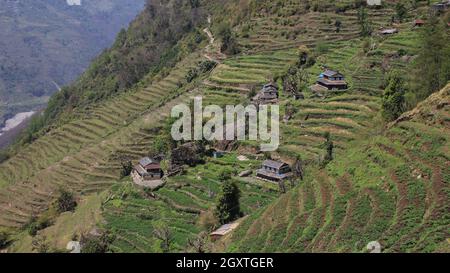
[120,160,133,178]
[81,232,115,253]
[56,189,77,213]
[0,230,11,248]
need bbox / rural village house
[132,157,163,182]
[256,159,292,182]
[253,83,279,104]
[314,69,348,90]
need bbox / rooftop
[139,157,158,167]
[322,69,342,78]
[262,159,287,169]
[210,222,240,236]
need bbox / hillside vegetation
[0,0,448,252]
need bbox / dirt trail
[202,16,226,63]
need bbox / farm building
[132,157,164,187]
[253,83,279,104]
[256,160,292,182]
[367,0,381,6]
[210,222,240,241]
[316,69,348,90]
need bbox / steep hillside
[227,84,449,253]
[0,0,448,253]
[0,0,145,126]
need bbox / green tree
[409,15,450,104]
[214,180,241,225]
[218,24,240,55]
[382,71,406,122]
[357,6,372,37]
[395,3,407,22]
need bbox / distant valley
[0,0,146,140]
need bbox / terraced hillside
[0,0,448,253]
[0,51,207,227]
[102,153,279,252]
[227,84,450,253]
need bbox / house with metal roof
[132,157,163,181]
[315,69,348,90]
[256,159,292,182]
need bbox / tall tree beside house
[214,180,241,225]
[382,70,406,122]
[409,15,450,106]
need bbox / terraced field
[1,0,447,253]
[228,84,450,253]
[0,52,207,227]
[103,153,279,252]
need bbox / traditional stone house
[316,69,348,90]
[256,160,292,182]
[253,83,279,104]
[132,157,163,181]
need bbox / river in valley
[0,111,36,148]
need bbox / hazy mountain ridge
[0,0,145,125]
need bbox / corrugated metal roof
[210,222,240,236]
[134,164,147,176]
[262,160,287,169]
[323,69,342,77]
[139,157,154,167]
